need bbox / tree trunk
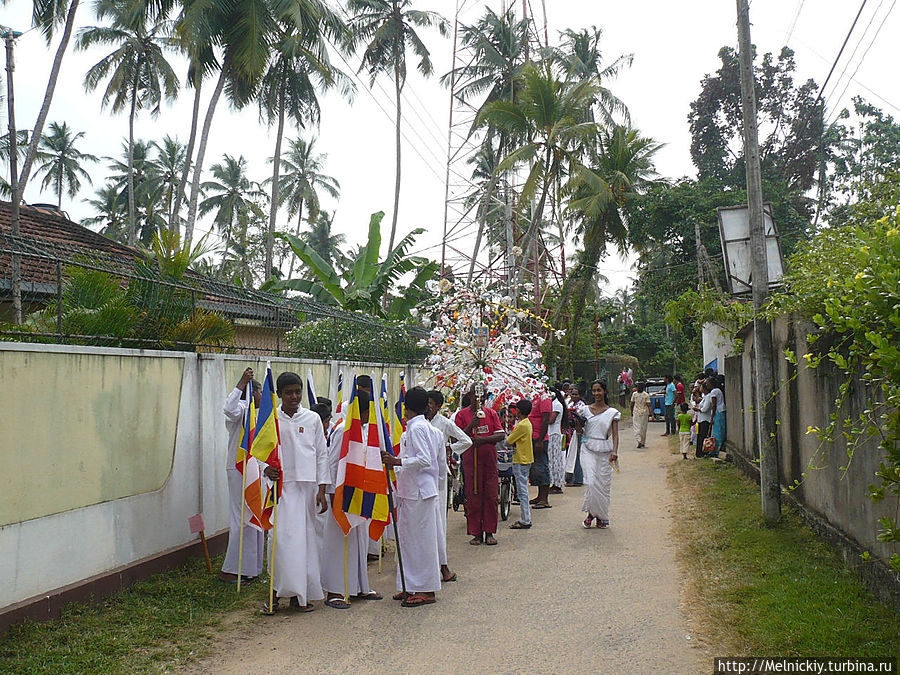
[511,148,553,300]
[15,0,80,202]
[286,198,304,280]
[185,65,227,248]
[57,165,63,208]
[265,86,286,279]
[126,80,138,246]
[173,74,202,237]
[388,60,402,256]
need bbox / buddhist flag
[251,365,281,470]
[236,383,269,530]
[306,368,317,408]
[332,377,391,541]
[378,374,398,485]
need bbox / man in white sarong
[220,367,263,583]
[426,389,471,583]
[263,372,329,612]
[320,390,383,609]
[381,386,443,607]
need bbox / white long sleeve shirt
[223,387,248,469]
[428,412,472,475]
[396,415,442,500]
[277,405,330,486]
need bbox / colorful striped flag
[236,383,269,530]
[332,377,390,541]
[251,365,281,470]
[335,370,344,414]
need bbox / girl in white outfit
[580,380,620,529]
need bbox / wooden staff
[199,530,213,574]
[237,449,248,593]
[266,480,279,614]
[384,466,407,595]
[343,535,350,604]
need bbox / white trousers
[222,468,263,577]
[271,481,324,604]
[320,514,371,596]
[581,450,612,521]
[437,475,448,566]
[396,495,441,593]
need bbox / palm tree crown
[34,122,99,208]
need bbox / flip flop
[392,591,409,601]
[469,537,483,546]
[532,503,552,509]
[509,521,532,529]
[324,597,351,609]
[441,573,458,582]
[401,594,436,608]
[355,591,383,600]
[288,598,316,613]
[484,535,498,545]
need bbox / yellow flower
[859,245,869,253]
[854,272,865,280]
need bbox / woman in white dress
[580,380,620,529]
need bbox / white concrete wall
[701,322,735,374]
[0,343,421,609]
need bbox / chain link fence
[0,229,427,364]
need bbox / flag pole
[237,382,251,594]
[384,467,407,595]
[378,534,383,574]
[343,534,350,604]
[267,479,279,613]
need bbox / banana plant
[266,211,438,318]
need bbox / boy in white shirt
[381,386,443,607]
[263,372,330,612]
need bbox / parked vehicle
[645,378,667,421]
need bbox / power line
[826,0,897,125]
[812,0,869,109]
[781,0,806,46]
[822,0,883,112]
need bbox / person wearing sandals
[581,380,620,529]
[320,389,383,609]
[381,387,443,607]
[426,390,472,583]
[220,368,263,584]
[506,399,534,530]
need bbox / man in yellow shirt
[506,400,534,530]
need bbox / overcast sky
[4,0,899,293]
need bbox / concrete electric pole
[736,0,781,523]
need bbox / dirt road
[183,428,703,674]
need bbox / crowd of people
[217,367,728,612]
[627,370,727,459]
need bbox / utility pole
[736,0,781,523]
[4,27,23,324]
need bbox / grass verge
[668,444,900,656]
[0,554,267,674]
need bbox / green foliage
[771,210,900,572]
[670,459,900,656]
[0,554,266,674]
[665,285,753,354]
[284,316,425,363]
[268,211,438,319]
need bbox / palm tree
[33,122,98,208]
[348,0,449,255]
[301,210,345,268]
[105,140,165,243]
[478,62,600,298]
[257,2,351,279]
[441,7,529,118]
[14,0,83,209]
[551,27,632,126]
[83,183,127,238]
[198,154,264,280]
[77,0,180,245]
[149,135,186,230]
[557,125,661,356]
[277,136,341,278]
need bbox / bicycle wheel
[499,479,511,521]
